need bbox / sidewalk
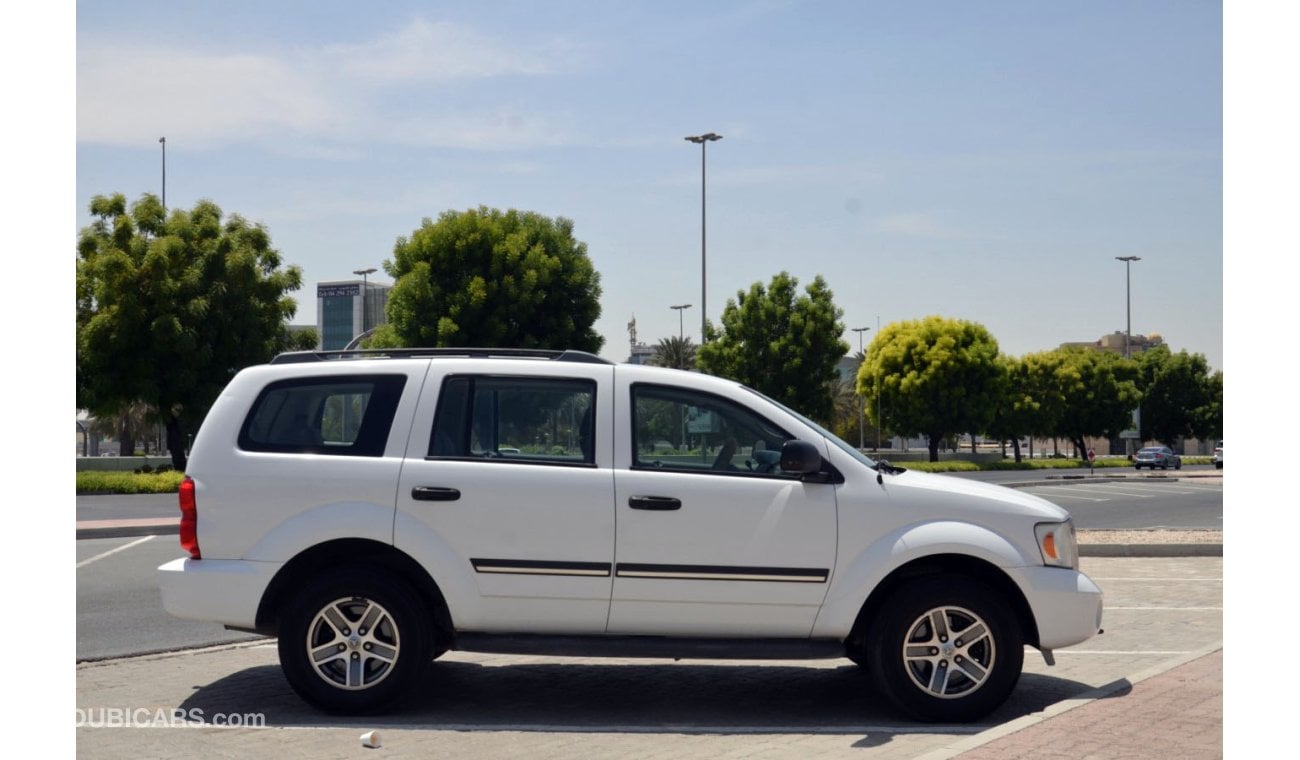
[939,647,1223,759]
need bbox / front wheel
[865,576,1023,722]
[278,566,433,714]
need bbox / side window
[429,376,596,466]
[239,375,407,457]
[632,384,794,476]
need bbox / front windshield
[742,387,879,469]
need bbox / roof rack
[270,348,613,365]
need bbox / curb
[915,642,1225,760]
[77,519,178,540]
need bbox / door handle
[628,495,681,511]
[412,486,461,502]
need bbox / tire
[278,566,433,714]
[1215,462,1222,470]
[865,576,1023,722]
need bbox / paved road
[77,535,262,661]
[75,556,1222,759]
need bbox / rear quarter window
[238,374,407,457]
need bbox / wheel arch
[844,553,1041,656]
[255,538,453,643]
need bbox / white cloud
[76,19,581,150]
[329,19,566,84]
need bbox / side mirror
[780,440,822,475]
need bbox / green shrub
[904,461,981,473]
[76,470,185,494]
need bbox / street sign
[1119,430,1141,440]
[1087,448,1096,463]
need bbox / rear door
[395,360,616,633]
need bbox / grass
[907,455,1213,473]
[76,470,186,494]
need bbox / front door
[608,379,838,637]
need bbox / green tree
[984,356,1035,462]
[281,326,319,352]
[696,272,849,424]
[77,193,303,470]
[376,206,603,352]
[858,316,1002,462]
[1047,348,1141,458]
[1136,346,1218,445]
[1192,369,1223,445]
[651,335,698,370]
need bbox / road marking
[1052,649,1197,655]
[1023,489,1108,502]
[1091,577,1222,582]
[1103,606,1222,611]
[77,535,155,569]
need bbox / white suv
[158,348,1102,722]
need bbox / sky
[72,0,1224,368]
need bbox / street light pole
[876,315,882,451]
[1115,256,1141,456]
[670,304,692,341]
[159,137,166,211]
[851,327,870,449]
[353,267,377,335]
[684,133,721,343]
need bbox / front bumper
[1008,565,1104,651]
[157,557,281,630]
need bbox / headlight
[1035,520,1079,570]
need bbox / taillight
[179,476,201,559]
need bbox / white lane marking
[1054,485,1155,498]
[1051,650,1196,655]
[1023,489,1108,502]
[77,535,156,569]
[1103,606,1222,611]
[1091,577,1222,582]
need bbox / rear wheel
[866,576,1023,722]
[278,566,433,714]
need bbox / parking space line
[1022,489,1108,502]
[1104,606,1221,611]
[77,535,155,569]
[1092,578,1222,582]
[1053,650,1195,655]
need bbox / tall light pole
[1115,256,1141,456]
[353,267,377,335]
[876,315,882,451]
[159,137,166,211]
[670,304,692,341]
[851,327,870,449]
[684,132,721,342]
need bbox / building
[625,316,657,365]
[1060,330,1165,356]
[316,279,392,350]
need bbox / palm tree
[652,336,698,370]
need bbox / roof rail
[270,348,613,365]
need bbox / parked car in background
[1212,441,1223,469]
[1134,446,1182,470]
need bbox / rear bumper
[1008,566,1104,651]
[157,557,281,630]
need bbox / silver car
[1135,446,1182,470]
